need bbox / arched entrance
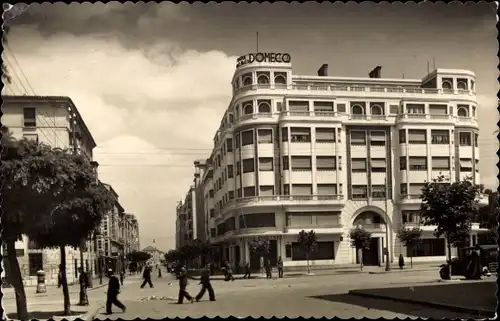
[353,211,386,266]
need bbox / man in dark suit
[177,265,194,304]
[140,264,153,288]
[195,264,216,302]
[106,269,126,315]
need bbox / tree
[164,250,179,263]
[419,175,481,262]
[26,151,115,316]
[248,236,271,257]
[396,227,422,268]
[349,227,372,271]
[127,251,152,263]
[297,230,317,274]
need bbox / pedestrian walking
[177,265,194,304]
[224,261,235,281]
[277,256,284,278]
[243,262,251,279]
[119,270,125,285]
[78,267,89,306]
[106,269,126,315]
[140,264,154,288]
[398,254,405,270]
[195,264,216,302]
[260,256,264,276]
[265,259,272,279]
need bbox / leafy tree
[419,175,481,262]
[27,151,115,316]
[396,227,422,268]
[127,251,152,263]
[349,227,372,271]
[248,236,271,257]
[297,230,317,274]
[164,249,179,263]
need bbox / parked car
[441,244,498,279]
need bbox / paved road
[93,270,477,319]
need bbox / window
[28,253,43,276]
[210,228,216,237]
[291,242,334,261]
[258,101,271,113]
[226,138,233,152]
[409,183,425,196]
[457,79,468,90]
[288,100,309,112]
[23,108,36,127]
[281,127,288,142]
[236,161,241,175]
[370,131,386,146]
[337,104,346,113]
[210,209,215,218]
[371,185,386,198]
[228,191,234,199]
[260,185,274,196]
[475,159,479,172]
[259,157,273,171]
[285,244,292,258]
[431,130,449,144]
[371,104,384,115]
[399,130,406,143]
[400,157,407,170]
[432,157,450,171]
[292,184,313,195]
[243,103,254,115]
[457,106,469,117]
[209,190,214,198]
[23,134,39,142]
[409,157,427,171]
[227,165,234,178]
[400,183,408,195]
[257,73,270,84]
[352,185,368,199]
[442,79,453,89]
[317,184,337,196]
[243,186,256,197]
[242,158,255,173]
[406,104,425,114]
[276,102,283,112]
[237,188,242,198]
[459,132,471,146]
[408,239,445,257]
[239,213,275,228]
[316,156,336,171]
[474,134,479,147]
[314,101,334,112]
[408,129,427,144]
[275,73,287,85]
[370,158,386,173]
[241,130,254,146]
[291,156,312,171]
[282,156,289,170]
[351,104,364,115]
[428,104,447,115]
[315,128,335,143]
[235,133,240,149]
[242,73,252,86]
[350,130,366,145]
[351,158,367,172]
[402,210,420,224]
[290,127,311,142]
[459,158,473,172]
[283,184,290,195]
[257,129,273,143]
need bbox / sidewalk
[203,264,438,281]
[348,278,496,318]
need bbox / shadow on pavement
[7,310,84,319]
[310,293,479,319]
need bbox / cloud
[4,25,236,249]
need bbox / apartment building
[181,53,489,270]
[175,186,197,249]
[2,95,98,285]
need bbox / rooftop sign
[236,52,291,68]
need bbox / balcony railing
[400,194,422,200]
[234,83,476,96]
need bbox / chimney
[369,66,382,78]
[317,64,328,76]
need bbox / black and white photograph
[1,2,498,319]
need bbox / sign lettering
[237,52,291,68]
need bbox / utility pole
[384,177,391,271]
[256,32,259,53]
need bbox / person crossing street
[105,269,126,315]
[140,264,154,288]
[195,264,216,302]
[177,264,194,304]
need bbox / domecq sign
[236,53,291,68]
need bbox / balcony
[234,83,476,97]
[398,194,422,204]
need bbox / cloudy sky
[3,2,498,250]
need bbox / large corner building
[176,53,485,270]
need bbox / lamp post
[384,178,391,271]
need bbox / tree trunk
[59,246,71,316]
[357,248,363,271]
[306,253,310,274]
[410,254,413,268]
[6,240,29,320]
[446,237,452,262]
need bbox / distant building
[142,246,164,265]
[2,95,97,285]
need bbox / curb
[348,290,495,317]
[368,268,437,274]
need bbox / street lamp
[384,178,391,271]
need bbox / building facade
[182,54,487,270]
[2,95,98,285]
[175,186,197,249]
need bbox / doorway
[356,238,380,266]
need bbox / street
[85,270,478,319]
